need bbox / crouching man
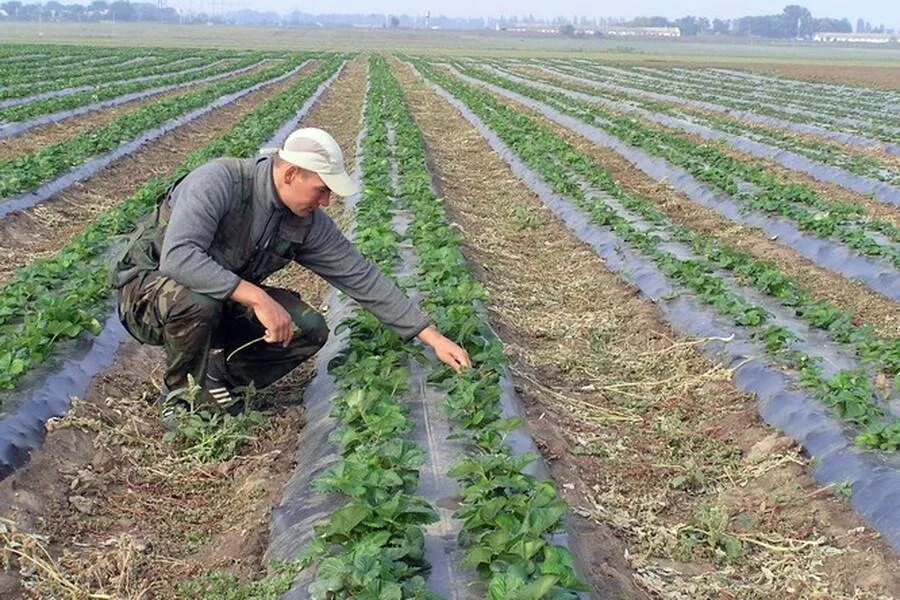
[110,127,470,421]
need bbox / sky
[165,0,898,27]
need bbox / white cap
[278,127,358,197]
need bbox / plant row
[413,58,900,452]
[0,52,273,123]
[666,65,900,106]
[0,54,311,201]
[505,61,900,186]
[603,63,900,129]
[298,57,440,599]
[0,46,157,83]
[549,61,900,144]
[452,62,900,268]
[0,56,345,392]
[1,51,184,91]
[637,65,900,125]
[0,52,234,102]
[380,55,587,598]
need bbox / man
[111,127,471,418]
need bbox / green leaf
[325,502,373,538]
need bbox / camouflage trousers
[117,271,329,393]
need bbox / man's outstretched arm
[295,209,471,371]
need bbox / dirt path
[0,61,320,289]
[0,57,367,599]
[471,83,900,340]
[393,59,900,599]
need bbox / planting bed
[0,41,897,599]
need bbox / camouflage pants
[117,271,329,393]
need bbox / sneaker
[159,389,191,432]
[206,349,243,414]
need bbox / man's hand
[417,325,472,372]
[232,280,294,347]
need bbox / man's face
[279,166,333,217]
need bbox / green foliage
[164,408,265,463]
[0,54,311,199]
[176,560,302,599]
[0,56,345,392]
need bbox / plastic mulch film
[0,68,343,480]
[545,64,900,156]
[415,65,900,552]
[0,58,231,110]
[264,77,370,598]
[0,58,269,139]
[0,60,314,219]
[580,63,900,135]
[491,66,900,208]
[448,67,900,302]
[0,303,127,479]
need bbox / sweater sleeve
[158,161,241,300]
[294,209,430,340]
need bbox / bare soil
[0,61,320,289]
[0,61,277,162]
[479,85,900,341]
[0,57,367,598]
[394,59,900,599]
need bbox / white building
[605,26,681,37]
[813,32,895,43]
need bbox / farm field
[0,38,898,599]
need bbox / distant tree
[855,17,865,32]
[44,1,64,18]
[1,1,22,18]
[560,23,575,35]
[812,17,852,32]
[389,15,399,27]
[782,5,813,37]
[712,18,730,34]
[108,1,135,20]
[674,15,709,35]
[629,15,671,27]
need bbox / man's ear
[282,164,298,184]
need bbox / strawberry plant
[377,56,587,597]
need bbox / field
[0,30,898,599]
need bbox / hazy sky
[170,0,898,28]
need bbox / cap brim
[319,170,359,198]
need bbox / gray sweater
[158,155,430,340]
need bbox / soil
[393,58,900,599]
[473,81,900,341]
[0,61,319,289]
[0,56,367,598]
[0,61,278,161]
[738,63,900,92]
